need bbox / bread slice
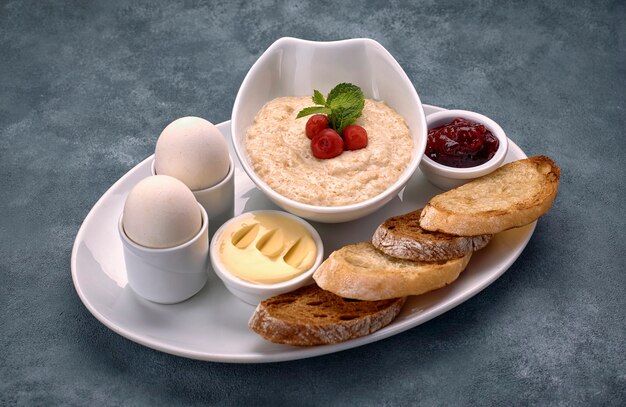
[248,284,405,346]
[313,242,471,301]
[372,208,492,261]
[419,155,560,236]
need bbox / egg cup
[118,203,209,304]
[151,155,235,239]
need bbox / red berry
[305,114,329,139]
[342,125,368,150]
[311,128,344,159]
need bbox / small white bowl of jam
[210,210,324,305]
[419,109,509,190]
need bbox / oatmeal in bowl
[246,96,413,206]
[231,37,427,223]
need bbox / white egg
[154,116,230,191]
[123,175,202,249]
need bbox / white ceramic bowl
[210,210,324,305]
[231,37,427,223]
[419,109,509,190]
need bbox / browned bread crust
[372,208,492,261]
[419,155,560,236]
[313,242,471,301]
[248,284,405,346]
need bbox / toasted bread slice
[419,155,560,236]
[313,242,471,301]
[248,284,405,346]
[372,208,492,261]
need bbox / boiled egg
[123,175,202,249]
[154,116,230,191]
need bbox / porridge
[245,96,413,206]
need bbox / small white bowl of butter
[210,210,324,305]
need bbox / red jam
[425,117,499,168]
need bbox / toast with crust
[313,242,471,301]
[372,208,492,261]
[419,155,560,236]
[248,284,405,346]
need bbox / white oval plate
[71,105,534,363]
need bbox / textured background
[1,0,625,405]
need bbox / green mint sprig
[296,83,365,134]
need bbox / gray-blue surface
[1,0,624,405]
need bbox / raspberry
[311,128,344,159]
[342,125,368,151]
[305,114,329,139]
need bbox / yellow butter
[217,212,317,284]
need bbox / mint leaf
[328,89,364,112]
[327,86,365,134]
[296,82,365,134]
[327,83,363,105]
[330,105,363,135]
[312,90,326,105]
[295,106,331,119]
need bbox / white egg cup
[151,155,235,239]
[118,203,209,304]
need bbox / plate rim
[70,104,534,363]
